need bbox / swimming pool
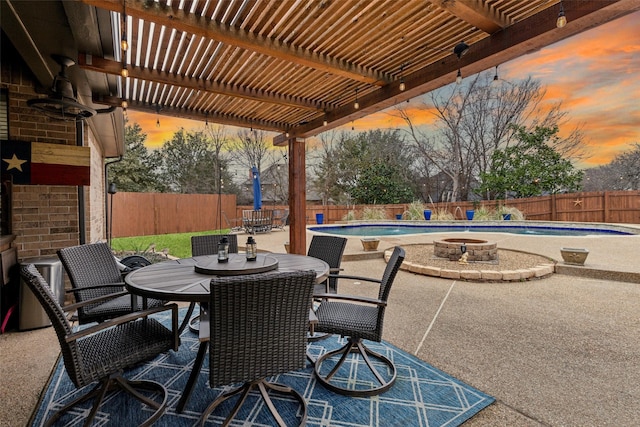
[309,222,639,237]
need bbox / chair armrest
[66,303,179,349]
[62,290,130,313]
[312,293,386,307]
[328,268,344,273]
[65,282,126,294]
[327,273,382,285]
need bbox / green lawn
[112,230,230,259]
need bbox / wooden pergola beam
[78,54,320,112]
[435,0,507,34]
[92,95,287,131]
[79,0,391,86]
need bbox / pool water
[309,223,637,237]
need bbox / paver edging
[384,246,556,283]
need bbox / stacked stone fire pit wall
[434,238,498,262]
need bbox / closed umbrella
[251,166,262,211]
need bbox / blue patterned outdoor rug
[32,308,494,426]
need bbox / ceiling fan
[27,55,96,121]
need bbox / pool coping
[310,220,640,236]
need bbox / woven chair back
[208,270,315,387]
[57,242,122,299]
[20,264,82,386]
[191,234,238,256]
[308,235,347,293]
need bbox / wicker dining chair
[188,234,239,332]
[199,271,316,427]
[190,234,239,257]
[313,246,405,397]
[20,264,179,427]
[57,242,166,325]
[308,235,347,295]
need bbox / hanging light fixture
[354,88,359,110]
[556,1,567,28]
[399,64,406,92]
[453,41,469,85]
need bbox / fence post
[550,194,556,221]
[603,191,609,223]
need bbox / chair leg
[44,373,167,427]
[314,337,397,397]
[178,302,197,335]
[199,379,307,427]
[176,341,208,413]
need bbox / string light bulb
[121,35,128,52]
[354,88,359,110]
[456,69,462,84]
[556,1,567,28]
[121,65,128,78]
[121,99,128,109]
[399,64,406,91]
[155,104,160,128]
[492,65,499,85]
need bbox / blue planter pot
[423,209,432,220]
[315,213,324,225]
[395,214,403,220]
[466,210,475,220]
[502,213,511,220]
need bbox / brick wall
[1,40,105,261]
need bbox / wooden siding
[111,191,640,238]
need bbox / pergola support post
[288,137,306,254]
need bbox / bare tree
[583,142,640,191]
[228,129,274,174]
[393,71,589,201]
[204,124,230,193]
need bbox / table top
[194,253,279,275]
[125,253,330,302]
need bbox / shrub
[362,206,387,220]
[342,210,357,221]
[404,200,427,220]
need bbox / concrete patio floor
[2,223,639,426]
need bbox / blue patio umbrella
[251,165,262,211]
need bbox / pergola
[3,0,638,253]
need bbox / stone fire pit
[434,238,498,262]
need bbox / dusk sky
[128,11,639,169]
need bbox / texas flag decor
[1,140,90,186]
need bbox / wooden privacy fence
[111,191,640,237]
[110,192,236,238]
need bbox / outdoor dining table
[124,252,330,412]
